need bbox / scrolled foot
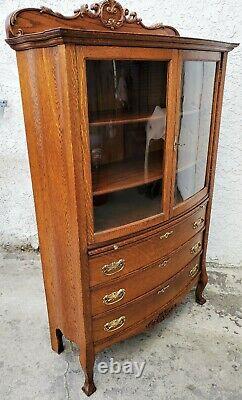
[79,347,96,396]
[82,379,96,397]
[195,276,208,306]
[196,292,207,305]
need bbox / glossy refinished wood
[5,0,239,396]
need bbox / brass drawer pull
[160,231,173,240]
[158,259,170,268]
[190,242,202,254]
[103,289,126,305]
[104,316,126,332]
[102,259,125,276]
[193,217,205,229]
[158,285,170,295]
[189,264,200,278]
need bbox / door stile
[167,50,183,219]
[76,47,95,244]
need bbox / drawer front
[89,204,206,287]
[92,255,201,342]
[91,231,204,315]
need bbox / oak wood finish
[6,3,178,39]
[91,231,204,315]
[5,0,238,396]
[196,52,229,306]
[16,44,96,391]
[76,45,179,244]
[92,256,202,342]
[93,150,163,196]
[94,272,200,353]
[89,203,206,286]
[89,111,165,127]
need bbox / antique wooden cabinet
[6,1,238,396]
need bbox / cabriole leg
[196,268,208,305]
[80,350,96,396]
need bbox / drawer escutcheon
[193,217,205,229]
[190,242,202,254]
[189,264,200,278]
[160,231,173,240]
[104,316,126,332]
[103,289,126,305]
[102,259,125,276]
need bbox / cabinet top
[5,0,238,52]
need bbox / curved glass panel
[174,61,216,205]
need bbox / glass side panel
[86,60,168,232]
[174,61,216,205]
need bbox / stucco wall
[0,0,241,265]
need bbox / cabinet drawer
[92,256,201,342]
[91,231,204,315]
[89,204,206,287]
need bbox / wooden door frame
[170,50,222,218]
[76,46,180,245]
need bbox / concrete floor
[0,249,241,400]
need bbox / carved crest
[100,0,131,30]
[6,0,179,38]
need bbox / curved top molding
[6,1,179,38]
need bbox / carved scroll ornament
[7,0,179,38]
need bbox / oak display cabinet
[5,1,238,396]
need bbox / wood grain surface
[5,1,237,394]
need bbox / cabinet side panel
[16,46,91,346]
[202,52,228,264]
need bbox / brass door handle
[189,264,200,278]
[160,231,173,240]
[104,316,126,332]
[190,242,202,254]
[102,259,125,276]
[158,285,170,295]
[158,259,170,268]
[193,217,205,229]
[103,289,126,305]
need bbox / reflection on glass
[86,60,168,232]
[174,61,216,205]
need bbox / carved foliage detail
[100,0,126,30]
[146,305,175,330]
[9,0,164,37]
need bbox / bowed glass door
[172,53,219,216]
[85,50,175,236]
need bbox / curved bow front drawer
[89,203,206,287]
[92,255,202,343]
[91,231,204,315]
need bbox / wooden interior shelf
[93,151,163,196]
[89,109,200,128]
[89,111,165,127]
